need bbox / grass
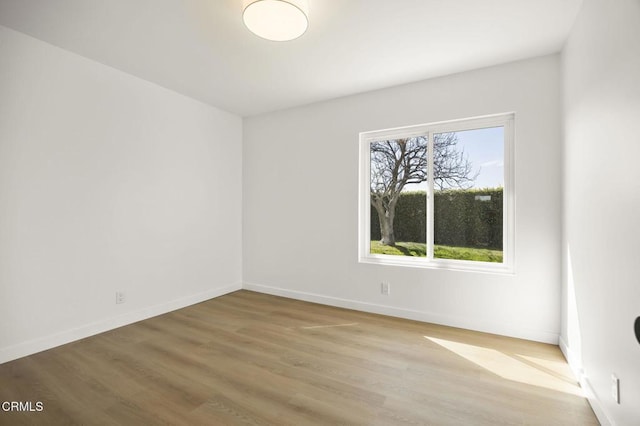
[370,241,427,257]
[370,241,503,263]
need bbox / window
[359,113,515,273]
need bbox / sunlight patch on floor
[425,336,584,396]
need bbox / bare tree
[432,133,476,191]
[370,133,476,246]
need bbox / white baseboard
[581,376,614,426]
[0,282,242,364]
[558,336,583,380]
[559,336,614,426]
[242,282,559,344]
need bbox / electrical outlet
[381,282,390,295]
[116,291,126,304]
[611,374,620,404]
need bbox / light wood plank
[0,290,598,425]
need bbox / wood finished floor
[0,290,597,425]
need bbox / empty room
[0,0,638,424]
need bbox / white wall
[0,26,242,363]
[243,55,562,343]
[561,0,640,424]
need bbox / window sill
[359,254,515,275]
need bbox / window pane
[370,137,427,257]
[433,127,504,263]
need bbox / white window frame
[358,113,515,274]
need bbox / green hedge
[371,188,503,249]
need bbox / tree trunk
[372,200,397,246]
[379,214,396,246]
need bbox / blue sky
[402,126,504,191]
[455,126,504,189]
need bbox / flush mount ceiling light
[242,0,309,41]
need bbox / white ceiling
[0,0,583,116]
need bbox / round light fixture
[242,0,309,41]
